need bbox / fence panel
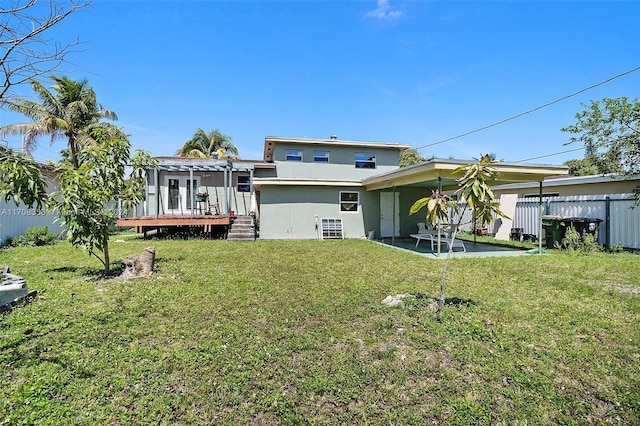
[0,200,60,245]
[510,193,637,249]
[610,198,640,249]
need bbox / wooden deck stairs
[227,215,256,242]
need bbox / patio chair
[411,223,466,253]
[417,222,430,234]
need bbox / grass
[1,237,639,424]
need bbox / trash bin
[541,215,567,249]
[562,217,603,236]
[542,216,603,248]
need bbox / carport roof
[362,158,569,191]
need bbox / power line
[513,147,585,163]
[414,65,640,151]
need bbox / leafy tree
[399,149,426,167]
[0,146,47,209]
[410,154,508,319]
[50,127,155,274]
[563,157,600,176]
[0,76,154,274]
[176,128,239,158]
[562,97,640,201]
[0,0,89,103]
[0,76,117,169]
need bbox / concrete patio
[377,237,531,259]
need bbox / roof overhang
[263,136,412,162]
[362,158,570,191]
[493,173,640,191]
[252,178,362,190]
[153,157,255,172]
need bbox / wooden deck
[116,215,232,235]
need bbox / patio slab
[377,238,529,259]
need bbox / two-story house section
[252,135,411,239]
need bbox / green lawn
[1,238,639,425]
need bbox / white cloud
[365,0,403,21]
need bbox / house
[119,135,570,244]
[252,135,411,239]
[253,136,569,240]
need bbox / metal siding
[610,199,640,249]
[508,194,637,248]
[512,199,542,236]
[0,200,61,244]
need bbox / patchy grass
[1,238,639,424]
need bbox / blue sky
[1,0,639,165]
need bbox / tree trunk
[103,237,110,275]
[119,247,156,280]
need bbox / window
[355,153,376,169]
[340,191,359,212]
[523,192,560,198]
[321,218,343,239]
[168,178,179,210]
[286,149,303,161]
[186,179,197,209]
[237,175,251,192]
[313,150,330,163]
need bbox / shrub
[555,226,602,254]
[9,226,58,247]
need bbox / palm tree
[0,76,118,169]
[176,128,239,158]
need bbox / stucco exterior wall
[258,185,431,240]
[259,185,381,239]
[271,143,401,181]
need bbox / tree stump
[120,247,155,280]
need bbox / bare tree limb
[0,0,90,104]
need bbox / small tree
[410,154,508,319]
[50,127,155,274]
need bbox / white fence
[0,200,62,245]
[450,193,639,249]
[466,194,639,249]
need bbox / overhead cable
[414,65,640,151]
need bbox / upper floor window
[286,149,303,161]
[237,175,251,192]
[355,153,376,169]
[313,150,330,163]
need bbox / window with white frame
[313,150,330,163]
[321,218,343,239]
[523,192,560,198]
[355,153,376,169]
[286,149,303,161]
[339,191,359,212]
[237,175,251,192]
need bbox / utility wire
[414,65,640,151]
[513,147,585,163]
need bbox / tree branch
[0,0,90,103]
